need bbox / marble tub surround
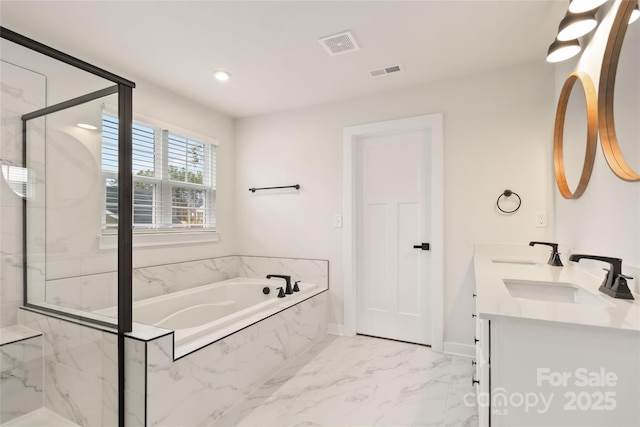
[132,255,237,302]
[237,256,329,289]
[474,244,640,330]
[43,254,328,313]
[214,334,479,427]
[0,328,43,424]
[142,291,328,426]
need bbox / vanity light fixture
[76,123,97,130]
[546,38,581,62]
[630,4,640,24]
[568,0,607,13]
[557,10,599,40]
[212,70,231,81]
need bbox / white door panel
[356,129,431,345]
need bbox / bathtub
[110,277,322,357]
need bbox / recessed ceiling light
[213,70,231,81]
[77,123,97,130]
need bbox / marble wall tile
[125,337,146,397]
[238,256,329,289]
[45,272,118,312]
[44,358,103,426]
[1,60,47,329]
[19,310,122,426]
[0,335,44,424]
[133,255,237,302]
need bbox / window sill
[99,230,220,250]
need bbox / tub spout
[266,274,293,294]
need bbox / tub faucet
[569,254,634,300]
[529,241,563,266]
[266,274,293,295]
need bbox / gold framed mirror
[598,0,640,182]
[554,72,598,199]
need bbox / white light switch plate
[333,214,343,228]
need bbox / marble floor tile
[214,335,478,427]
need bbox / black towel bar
[249,184,300,193]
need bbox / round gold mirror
[554,72,598,199]
[598,0,640,181]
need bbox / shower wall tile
[145,291,328,426]
[44,358,108,426]
[1,61,46,329]
[1,191,25,328]
[0,334,44,424]
[237,256,329,289]
[19,309,120,426]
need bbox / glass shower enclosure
[1,27,134,425]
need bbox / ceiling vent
[368,64,404,78]
[318,31,360,56]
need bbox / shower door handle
[413,243,430,251]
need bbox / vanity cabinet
[473,294,640,427]
[473,245,640,426]
[473,304,490,427]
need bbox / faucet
[568,254,635,300]
[529,241,563,266]
[266,274,292,295]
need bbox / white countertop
[474,245,640,332]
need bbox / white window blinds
[101,114,217,230]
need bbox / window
[101,114,216,231]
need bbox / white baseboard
[327,323,344,336]
[443,341,475,358]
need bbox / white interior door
[356,128,431,345]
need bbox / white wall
[554,0,640,290]
[235,60,556,346]
[125,77,237,267]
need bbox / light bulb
[547,39,581,63]
[557,11,598,41]
[568,0,608,13]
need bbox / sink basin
[503,279,611,306]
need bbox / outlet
[535,211,548,228]
[333,214,343,228]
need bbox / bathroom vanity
[473,244,640,427]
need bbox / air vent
[368,64,405,78]
[318,31,360,56]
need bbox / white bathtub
[121,277,320,356]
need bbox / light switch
[333,214,343,228]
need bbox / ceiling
[0,1,566,118]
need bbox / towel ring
[496,189,521,214]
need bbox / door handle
[413,243,430,251]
